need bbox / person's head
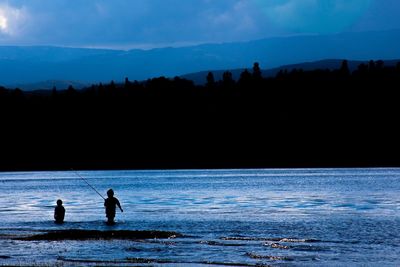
[57,199,63,206]
[107,189,114,197]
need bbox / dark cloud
[0,0,399,48]
[351,0,400,31]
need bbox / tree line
[1,60,400,170]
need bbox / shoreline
[1,163,400,173]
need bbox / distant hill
[10,80,91,91]
[182,59,400,85]
[1,30,400,89]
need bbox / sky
[0,0,399,49]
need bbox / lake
[0,168,399,266]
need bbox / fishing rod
[71,169,105,200]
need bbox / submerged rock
[17,229,182,241]
[0,255,11,259]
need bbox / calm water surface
[0,168,399,266]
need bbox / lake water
[0,168,399,266]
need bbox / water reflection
[0,168,399,266]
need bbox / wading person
[104,189,123,224]
[54,199,65,224]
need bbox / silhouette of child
[54,199,65,224]
[104,189,123,224]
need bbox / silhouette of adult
[104,189,123,224]
[54,199,65,224]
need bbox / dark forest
[1,60,400,171]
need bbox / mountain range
[1,30,399,90]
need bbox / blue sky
[0,0,399,49]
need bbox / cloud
[0,0,266,47]
[351,0,400,32]
[0,14,7,32]
[256,0,373,34]
[0,3,27,37]
[198,0,262,42]
[0,0,398,48]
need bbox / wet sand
[17,229,182,241]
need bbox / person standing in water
[104,189,123,224]
[54,199,65,224]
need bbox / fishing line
[71,169,105,200]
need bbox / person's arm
[116,199,123,212]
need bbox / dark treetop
[1,60,400,171]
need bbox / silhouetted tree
[12,88,23,99]
[376,60,384,70]
[206,72,215,88]
[253,62,262,80]
[109,80,116,90]
[369,60,376,72]
[238,69,252,86]
[51,86,57,98]
[124,77,131,88]
[222,71,234,86]
[67,85,75,93]
[1,59,400,171]
[340,60,350,77]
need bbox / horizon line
[1,28,399,51]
